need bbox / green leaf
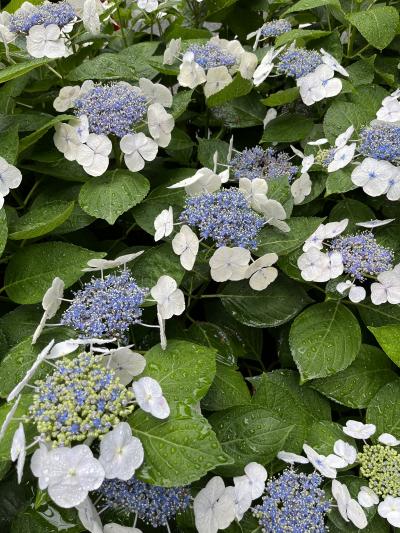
[8,201,75,240]
[275,29,331,46]
[67,54,137,81]
[143,340,216,412]
[256,217,325,257]
[198,138,230,168]
[209,405,293,475]
[347,7,399,50]
[186,322,247,363]
[130,243,184,289]
[368,325,400,367]
[289,302,361,382]
[0,123,19,165]
[130,410,232,486]
[347,56,376,87]
[311,344,397,408]
[10,507,83,533]
[79,170,150,225]
[0,305,42,357]
[252,370,331,452]
[202,364,251,411]
[205,0,239,16]
[323,101,371,143]
[0,59,48,84]
[118,42,159,79]
[358,301,400,327]
[329,198,375,232]
[4,242,105,304]
[0,395,35,459]
[284,0,341,15]
[367,380,400,441]
[171,90,194,120]
[212,94,265,128]
[262,87,299,107]
[0,209,8,259]
[306,421,356,457]
[325,168,357,196]
[207,74,253,107]
[219,277,312,328]
[261,114,313,143]
[18,114,73,154]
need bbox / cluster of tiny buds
[261,19,292,38]
[276,48,323,79]
[358,444,400,498]
[28,352,134,446]
[359,123,400,163]
[187,43,237,70]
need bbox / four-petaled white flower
[336,280,366,303]
[31,444,105,508]
[239,51,258,80]
[120,132,158,172]
[245,253,278,291]
[169,168,222,196]
[26,24,67,59]
[54,123,81,161]
[333,439,357,465]
[53,86,80,112]
[233,462,267,501]
[178,53,207,89]
[193,476,236,533]
[147,103,174,147]
[327,143,356,173]
[172,225,199,271]
[138,0,159,12]
[376,94,400,123]
[303,444,337,478]
[209,246,251,282]
[297,64,342,106]
[253,46,285,86]
[358,486,379,508]
[163,38,181,65]
[371,264,400,305]
[132,376,170,419]
[378,496,400,527]
[204,66,233,98]
[332,480,368,529]
[103,347,146,385]
[154,206,174,241]
[0,156,23,209]
[11,423,26,483]
[342,420,376,439]
[99,422,144,480]
[290,146,314,174]
[351,158,396,197]
[303,219,348,252]
[76,134,112,176]
[150,275,185,319]
[139,77,173,108]
[298,248,342,282]
[291,173,312,205]
[239,177,268,213]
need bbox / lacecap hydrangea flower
[260,19,292,38]
[28,352,134,446]
[98,475,191,527]
[53,79,174,176]
[253,468,331,533]
[61,269,148,340]
[164,36,258,96]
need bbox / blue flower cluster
[330,231,394,281]
[359,123,400,163]
[28,352,134,446]
[276,48,322,79]
[261,19,292,38]
[180,188,264,249]
[61,270,148,340]
[230,146,298,182]
[187,43,237,70]
[74,83,148,138]
[98,476,191,527]
[9,1,75,33]
[253,469,330,533]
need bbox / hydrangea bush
[0,0,399,531]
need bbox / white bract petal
[343,420,376,439]
[209,246,251,282]
[333,440,357,464]
[104,524,143,533]
[277,451,310,464]
[178,58,207,89]
[0,156,22,201]
[54,123,81,161]
[99,422,144,480]
[82,252,144,272]
[103,348,146,385]
[245,253,278,291]
[139,78,172,107]
[356,219,395,228]
[239,177,268,212]
[163,38,181,65]
[332,479,351,521]
[347,498,368,529]
[291,173,312,205]
[378,433,400,446]
[327,144,356,173]
[378,496,400,527]
[132,377,170,419]
[371,265,400,305]
[11,423,26,483]
[172,225,199,271]
[204,66,233,98]
[147,103,174,147]
[138,0,159,12]
[154,206,173,241]
[233,462,268,501]
[351,158,394,197]
[82,0,101,35]
[53,86,80,112]
[335,126,354,148]
[150,275,185,319]
[31,443,51,490]
[120,132,158,172]
[298,65,342,106]
[320,48,349,77]
[168,168,222,195]
[76,497,103,533]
